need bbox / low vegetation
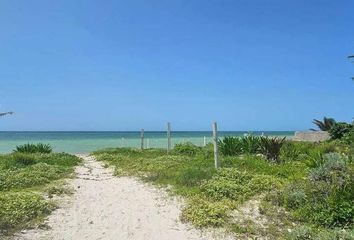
[0,145,80,235]
[93,137,353,239]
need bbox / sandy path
[14,154,227,240]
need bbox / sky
[0,0,353,131]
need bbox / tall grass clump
[219,135,262,156]
[219,136,243,156]
[241,135,261,154]
[219,135,286,160]
[14,143,52,154]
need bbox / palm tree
[0,111,14,117]
[311,117,336,131]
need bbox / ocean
[0,131,294,154]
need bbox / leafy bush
[305,143,338,168]
[277,153,354,228]
[201,168,281,202]
[219,136,243,156]
[181,197,228,227]
[283,184,307,209]
[329,122,353,140]
[342,128,354,144]
[280,141,344,168]
[259,137,286,163]
[309,153,351,187]
[0,192,54,232]
[14,143,52,154]
[173,142,200,156]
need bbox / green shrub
[259,137,286,163]
[219,136,243,156]
[181,197,228,227]
[173,142,200,156]
[305,144,335,168]
[279,153,354,228]
[0,192,54,231]
[280,141,340,165]
[329,122,353,140]
[201,168,281,202]
[342,128,354,144]
[14,143,52,154]
[283,184,307,209]
[309,153,351,187]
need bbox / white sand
[14,154,232,240]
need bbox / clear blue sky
[0,0,353,131]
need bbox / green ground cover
[0,145,80,235]
[93,139,354,239]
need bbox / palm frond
[0,111,14,117]
[312,117,335,131]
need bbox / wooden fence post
[167,122,171,153]
[140,129,144,150]
[212,122,219,168]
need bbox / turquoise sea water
[0,131,294,154]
